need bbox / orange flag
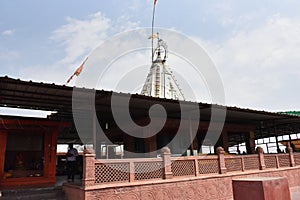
[66,57,88,84]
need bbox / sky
[1,0,300,113]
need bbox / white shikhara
[141,37,185,101]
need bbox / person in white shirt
[66,144,78,182]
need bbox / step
[1,186,67,200]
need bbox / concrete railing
[82,146,300,187]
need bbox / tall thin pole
[151,0,157,63]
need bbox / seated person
[15,152,25,169]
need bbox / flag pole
[151,0,157,63]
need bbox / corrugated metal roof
[278,111,300,116]
[1,75,300,143]
[0,76,297,118]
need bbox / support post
[217,147,227,174]
[256,146,266,170]
[0,130,7,181]
[161,147,172,179]
[222,131,229,153]
[188,116,195,155]
[249,131,256,154]
[82,149,96,187]
[274,125,281,153]
[92,112,97,157]
[286,143,295,167]
[144,127,157,158]
[48,128,58,179]
[123,134,135,158]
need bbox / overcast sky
[1,0,300,112]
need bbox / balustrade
[81,147,299,187]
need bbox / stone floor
[0,176,82,199]
[291,186,300,200]
[55,175,82,186]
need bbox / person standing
[66,144,78,182]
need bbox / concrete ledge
[233,177,291,200]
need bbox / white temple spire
[141,35,185,101]
[142,1,184,100]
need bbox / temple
[1,76,300,199]
[0,9,299,198]
[141,35,185,100]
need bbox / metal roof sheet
[1,76,300,139]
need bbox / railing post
[194,158,199,177]
[82,149,96,187]
[241,157,245,172]
[217,147,227,174]
[129,161,135,182]
[257,147,266,170]
[161,147,173,179]
[286,143,295,167]
[275,155,280,168]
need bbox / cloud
[128,0,143,11]
[50,11,140,69]
[113,15,140,32]
[1,29,14,36]
[204,15,300,111]
[17,11,141,85]
[50,12,111,65]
